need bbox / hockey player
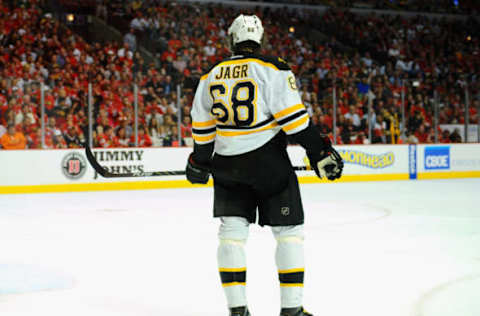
[186,14,343,316]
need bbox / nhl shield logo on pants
[281,207,290,216]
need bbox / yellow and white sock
[217,217,249,308]
[273,225,305,308]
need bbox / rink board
[0,144,479,194]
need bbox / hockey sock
[217,217,249,308]
[273,225,305,308]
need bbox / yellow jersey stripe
[278,268,305,274]
[273,104,306,120]
[280,283,304,287]
[192,119,216,128]
[200,58,279,81]
[219,267,247,272]
[192,133,216,142]
[217,122,278,137]
[282,115,309,132]
[222,282,246,287]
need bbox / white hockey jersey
[191,55,309,156]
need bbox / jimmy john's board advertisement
[0,148,191,186]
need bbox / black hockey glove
[307,136,344,181]
[186,153,211,184]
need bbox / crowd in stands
[319,0,478,14]
[0,0,478,150]
[108,1,479,145]
[227,0,479,14]
[91,0,480,14]
[0,0,190,149]
[315,8,479,143]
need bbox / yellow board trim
[299,173,410,183]
[219,267,247,272]
[2,172,479,195]
[417,171,480,180]
[0,179,214,195]
[280,283,304,287]
[217,121,278,137]
[273,104,305,120]
[192,119,216,128]
[200,59,279,81]
[282,115,309,132]
[192,133,216,142]
[278,268,305,274]
[222,282,246,287]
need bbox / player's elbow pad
[289,123,330,153]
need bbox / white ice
[0,179,479,316]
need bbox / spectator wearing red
[161,46,177,63]
[96,125,113,148]
[130,125,152,147]
[52,130,67,149]
[180,116,192,139]
[414,125,429,143]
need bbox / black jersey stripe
[192,127,216,135]
[216,116,275,130]
[277,110,308,126]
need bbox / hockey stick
[85,145,309,178]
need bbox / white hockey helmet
[228,14,264,47]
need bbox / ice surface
[0,179,479,316]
